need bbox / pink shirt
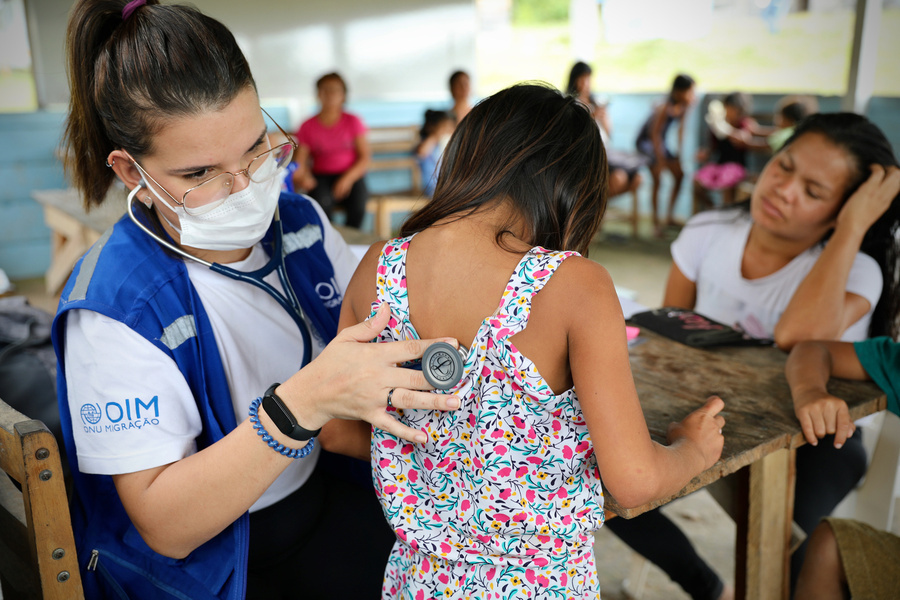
[296,112,367,175]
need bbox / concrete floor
[9,215,736,600]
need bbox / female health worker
[52,1,460,599]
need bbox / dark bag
[0,296,63,450]
[630,307,774,348]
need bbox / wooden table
[608,329,886,600]
[31,188,125,295]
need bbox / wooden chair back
[0,397,84,599]
[366,124,426,238]
[367,125,423,194]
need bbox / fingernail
[835,443,842,449]
[446,397,460,410]
[415,432,427,443]
[811,441,818,446]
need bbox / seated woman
[635,73,696,236]
[607,112,900,599]
[693,92,772,209]
[292,73,371,229]
[566,61,644,202]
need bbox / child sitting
[415,109,455,198]
[768,95,818,152]
[338,83,726,599]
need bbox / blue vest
[52,193,342,600]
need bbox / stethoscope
[126,184,316,367]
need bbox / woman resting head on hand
[665,112,900,349]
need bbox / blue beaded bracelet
[248,397,315,459]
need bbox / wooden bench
[365,125,427,239]
[0,395,84,599]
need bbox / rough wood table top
[607,329,887,518]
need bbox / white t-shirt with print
[670,208,882,342]
[64,202,359,512]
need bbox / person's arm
[113,302,459,559]
[565,258,724,508]
[333,133,371,200]
[786,340,869,448]
[291,143,316,192]
[594,104,612,139]
[774,165,900,349]
[319,243,398,460]
[662,262,697,309]
[416,134,440,159]
[649,105,668,164]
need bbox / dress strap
[489,247,579,339]
[374,234,416,319]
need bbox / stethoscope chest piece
[422,342,465,390]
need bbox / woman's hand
[667,395,726,472]
[279,303,460,444]
[293,170,316,193]
[836,164,900,236]
[332,174,354,200]
[793,386,855,448]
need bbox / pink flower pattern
[372,235,605,599]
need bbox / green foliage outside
[512,0,569,25]
[479,7,900,96]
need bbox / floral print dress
[372,235,605,599]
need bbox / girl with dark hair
[292,72,371,229]
[607,112,900,599]
[415,109,455,198]
[337,83,727,598]
[635,73,697,236]
[55,2,458,598]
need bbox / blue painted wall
[0,111,67,280]
[3,94,899,280]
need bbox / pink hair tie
[122,0,147,21]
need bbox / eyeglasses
[131,107,297,215]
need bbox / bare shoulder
[545,255,617,296]
[539,255,622,320]
[341,240,389,327]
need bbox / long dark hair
[400,83,608,256]
[784,113,900,339]
[63,0,255,209]
[566,61,592,98]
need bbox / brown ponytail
[62,0,255,209]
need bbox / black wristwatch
[261,383,321,441]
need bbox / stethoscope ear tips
[422,341,465,390]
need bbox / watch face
[262,395,294,434]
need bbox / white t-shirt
[670,208,882,342]
[65,202,359,511]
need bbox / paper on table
[618,294,648,321]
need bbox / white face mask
[141,165,283,252]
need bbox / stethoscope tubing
[126,186,314,366]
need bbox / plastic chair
[0,395,84,599]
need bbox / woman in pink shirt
[293,73,371,228]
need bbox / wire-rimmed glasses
[132,107,296,215]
